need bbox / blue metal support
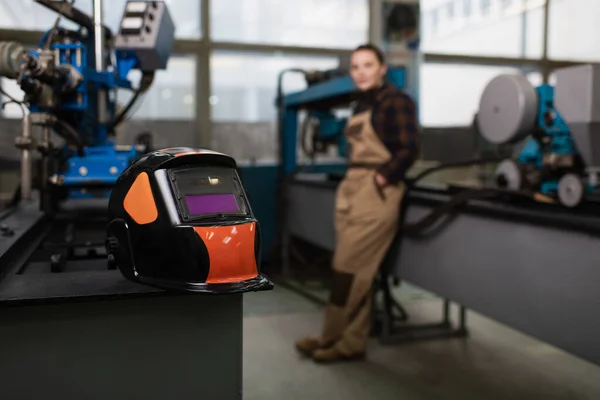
[280,67,407,176]
[2,1,175,207]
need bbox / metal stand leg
[443,299,450,326]
[376,273,469,345]
[384,277,409,322]
[50,223,73,273]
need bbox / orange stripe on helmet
[193,222,258,284]
[174,151,202,157]
[124,172,158,225]
[174,150,227,157]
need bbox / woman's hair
[352,43,386,65]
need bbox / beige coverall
[320,109,405,356]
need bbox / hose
[402,186,552,235]
[109,71,155,132]
[53,118,83,155]
[400,158,554,235]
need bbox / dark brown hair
[352,43,386,65]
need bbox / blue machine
[0,0,174,209]
[278,67,406,176]
[477,70,600,207]
[516,85,579,196]
[239,67,407,261]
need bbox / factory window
[419,63,542,127]
[526,71,558,87]
[420,1,543,58]
[480,0,491,14]
[447,2,455,20]
[0,78,26,119]
[430,9,439,35]
[118,55,197,120]
[523,4,544,59]
[210,51,340,123]
[548,0,600,61]
[210,0,368,49]
[210,51,339,163]
[463,0,472,17]
[0,0,201,39]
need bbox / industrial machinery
[477,65,600,207]
[106,147,274,294]
[0,0,175,212]
[277,67,407,176]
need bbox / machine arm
[35,0,113,39]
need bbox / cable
[399,157,557,236]
[109,71,155,132]
[0,86,24,106]
[53,118,82,149]
[121,91,148,124]
[402,186,552,235]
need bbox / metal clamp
[29,112,57,126]
[15,135,36,150]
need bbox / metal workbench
[285,174,600,366]
[0,199,243,399]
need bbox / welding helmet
[105,147,273,294]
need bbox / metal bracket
[14,135,36,150]
[29,112,57,126]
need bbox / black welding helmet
[105,147,273,294]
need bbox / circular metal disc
[494,159,522,189]
[558,173,584,208]
[477,74,538,145]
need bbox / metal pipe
[541,0,551,83]
[76,47,82,105]
[93,0,105,72]
[41,125,51,192]
[35,0,100,34]
[93,0,107,123]
[20,112,32,200]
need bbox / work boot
[311,347,366,364]
[295,337,323,357]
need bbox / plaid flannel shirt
[353,83,420,185]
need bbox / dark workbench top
[0,198,172,307]
[0,269,167,306]
[289,173,600,236]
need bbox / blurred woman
[295,43,420,363]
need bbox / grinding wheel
[477,74,538,145]
[557,173,584,208]
[494,159,522,189]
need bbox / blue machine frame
[31,32,138,197]
[517,84,583,195]
[3,0,175,201]
[280,68,406,176]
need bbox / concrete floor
[243,284,600,400]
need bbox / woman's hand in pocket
[375,173,387,187]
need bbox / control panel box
[114,1,175,71]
